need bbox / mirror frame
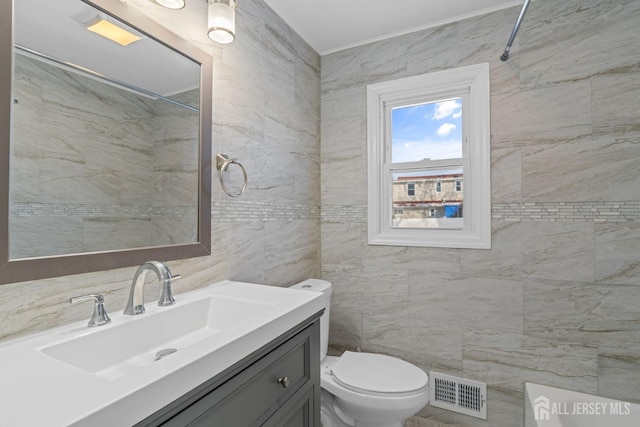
[0,0,212,285]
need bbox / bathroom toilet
[291,279,429,427]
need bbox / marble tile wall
[150,89,200,246]
[10,55,199,256]
[320,0,640,426]
[0,0,320,341]
[10,56,149,256]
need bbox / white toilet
[291,279,429,427]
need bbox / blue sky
[391,98,462,163]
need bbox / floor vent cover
[429,372,487,419]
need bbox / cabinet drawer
[162,326,312,427]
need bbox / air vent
[429,372,487,419]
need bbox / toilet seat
[330,351,428,396]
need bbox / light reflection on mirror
[10,0,202,259]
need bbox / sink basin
[41,295,274,380]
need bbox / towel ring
[216,153,247,198]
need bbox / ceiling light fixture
[153,0,186,10]
[85,15,142,47]
[207,0,238,44]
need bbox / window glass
[389,98,463,229]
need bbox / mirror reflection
[10,0,201,259]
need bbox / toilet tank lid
[331,351,428,394]
[290,279,332,295]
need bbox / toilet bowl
[291,279,429,427]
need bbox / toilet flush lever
[277,377,290,388]
[70,294,111,327]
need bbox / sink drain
[154,348,177,361]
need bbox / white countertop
[0,281,324,426]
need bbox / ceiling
[263,0,524,55]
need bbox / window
[367,63,491,249]
[407,183,415,196]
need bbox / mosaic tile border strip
[492,202,640,222]
[10,203,197,218]
[321,204,368,223]
[10,201,320,222]
[321,202,640,223]
[213,200,320,222]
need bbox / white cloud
[437,123,456,137]
[432,99,462,120]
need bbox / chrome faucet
[123,261,179,315]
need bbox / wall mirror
[0,0,212,285]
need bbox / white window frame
[367,63,491,249]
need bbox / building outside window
[393,174,462,219]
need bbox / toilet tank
[290,279,331,360]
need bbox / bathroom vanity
[0,281,324,426]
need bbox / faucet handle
[70,294,111,327]
[158,274,180,307]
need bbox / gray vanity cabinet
[135,314,321,427]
